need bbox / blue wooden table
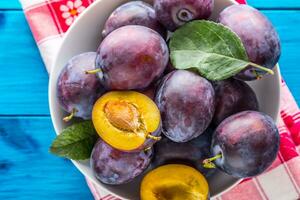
[0,0,299,199]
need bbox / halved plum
[92,91,161,152]
[141,164,209,200]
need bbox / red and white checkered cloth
[19,0,300,199]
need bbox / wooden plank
[0,10,299,116]
[0,117,93,199]
[0,1,21,10]
[0,11,49,115]
[248,0,300,9]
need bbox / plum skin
[218,5,281,81]
[57,52,104,120]
[156,70,215,142]
[212,111,280,178]
[154,0,214,31]
[90,139,153,185]
[213,79,259,126]
[96,25,169,90]
[102,1,166,38]
[151,127,216,177]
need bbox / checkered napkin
[19,0,300,199]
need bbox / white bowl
[49,0,281,199]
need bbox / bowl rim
[48,0,282,199]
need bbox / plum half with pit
[154,0,214,31]
[57,52,104,121]
[208,111,280,178]
[151,127,216,177]
[94,25,169,90]
[102,1,166,38]
[219,5,281,81]
[156,70,215,142]
[91,139,153,185]
[92,91,162,152]
[213,79,259,126]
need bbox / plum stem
[147,134,162,141]
[85,68,101,74]
[249,62,274,75]
[144,147,152,152]
[202,154,222,169]
[252,70,263,80]
[63,108,77,122]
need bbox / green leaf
[50,121,98,160]
[169,20,253,81]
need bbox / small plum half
[140,164,209,200]
[92,91,162,152]
[156,70,215,142]
[209,111,280,178]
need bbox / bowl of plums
[49,0,282,199]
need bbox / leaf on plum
[169,20,252,81]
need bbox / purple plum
[213,79,259,126]
[218,5,281,81]
[156,70,215,142]
[211,111,280,178]
[154,0,214,31]
[151,128,216,177]
[91,139,153,185]
[102,1,166,38]
[95,25,169,90]
[57,52,104,120]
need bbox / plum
[95,25,169,90]
[209,111,279,178]
[156,70,215,142]
[92,91,162,152]
[154,0,214,31]
[213,79,259,126]
[91,139,153,185]
[140,164,209,200]
[151,128,216,177]
[57,52,104,121]
[102,1,166,38]
[218,5,281,81]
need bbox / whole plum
[91,139,153,185]
[213,79,259,126]
[95,25,169,90]
[102,1,166,38]
[156,70,215,142]
[151,128,216,177]
[218,5,281,81]
[210,111,280,178]
[154,0,214,31]
[57,52,104,121]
